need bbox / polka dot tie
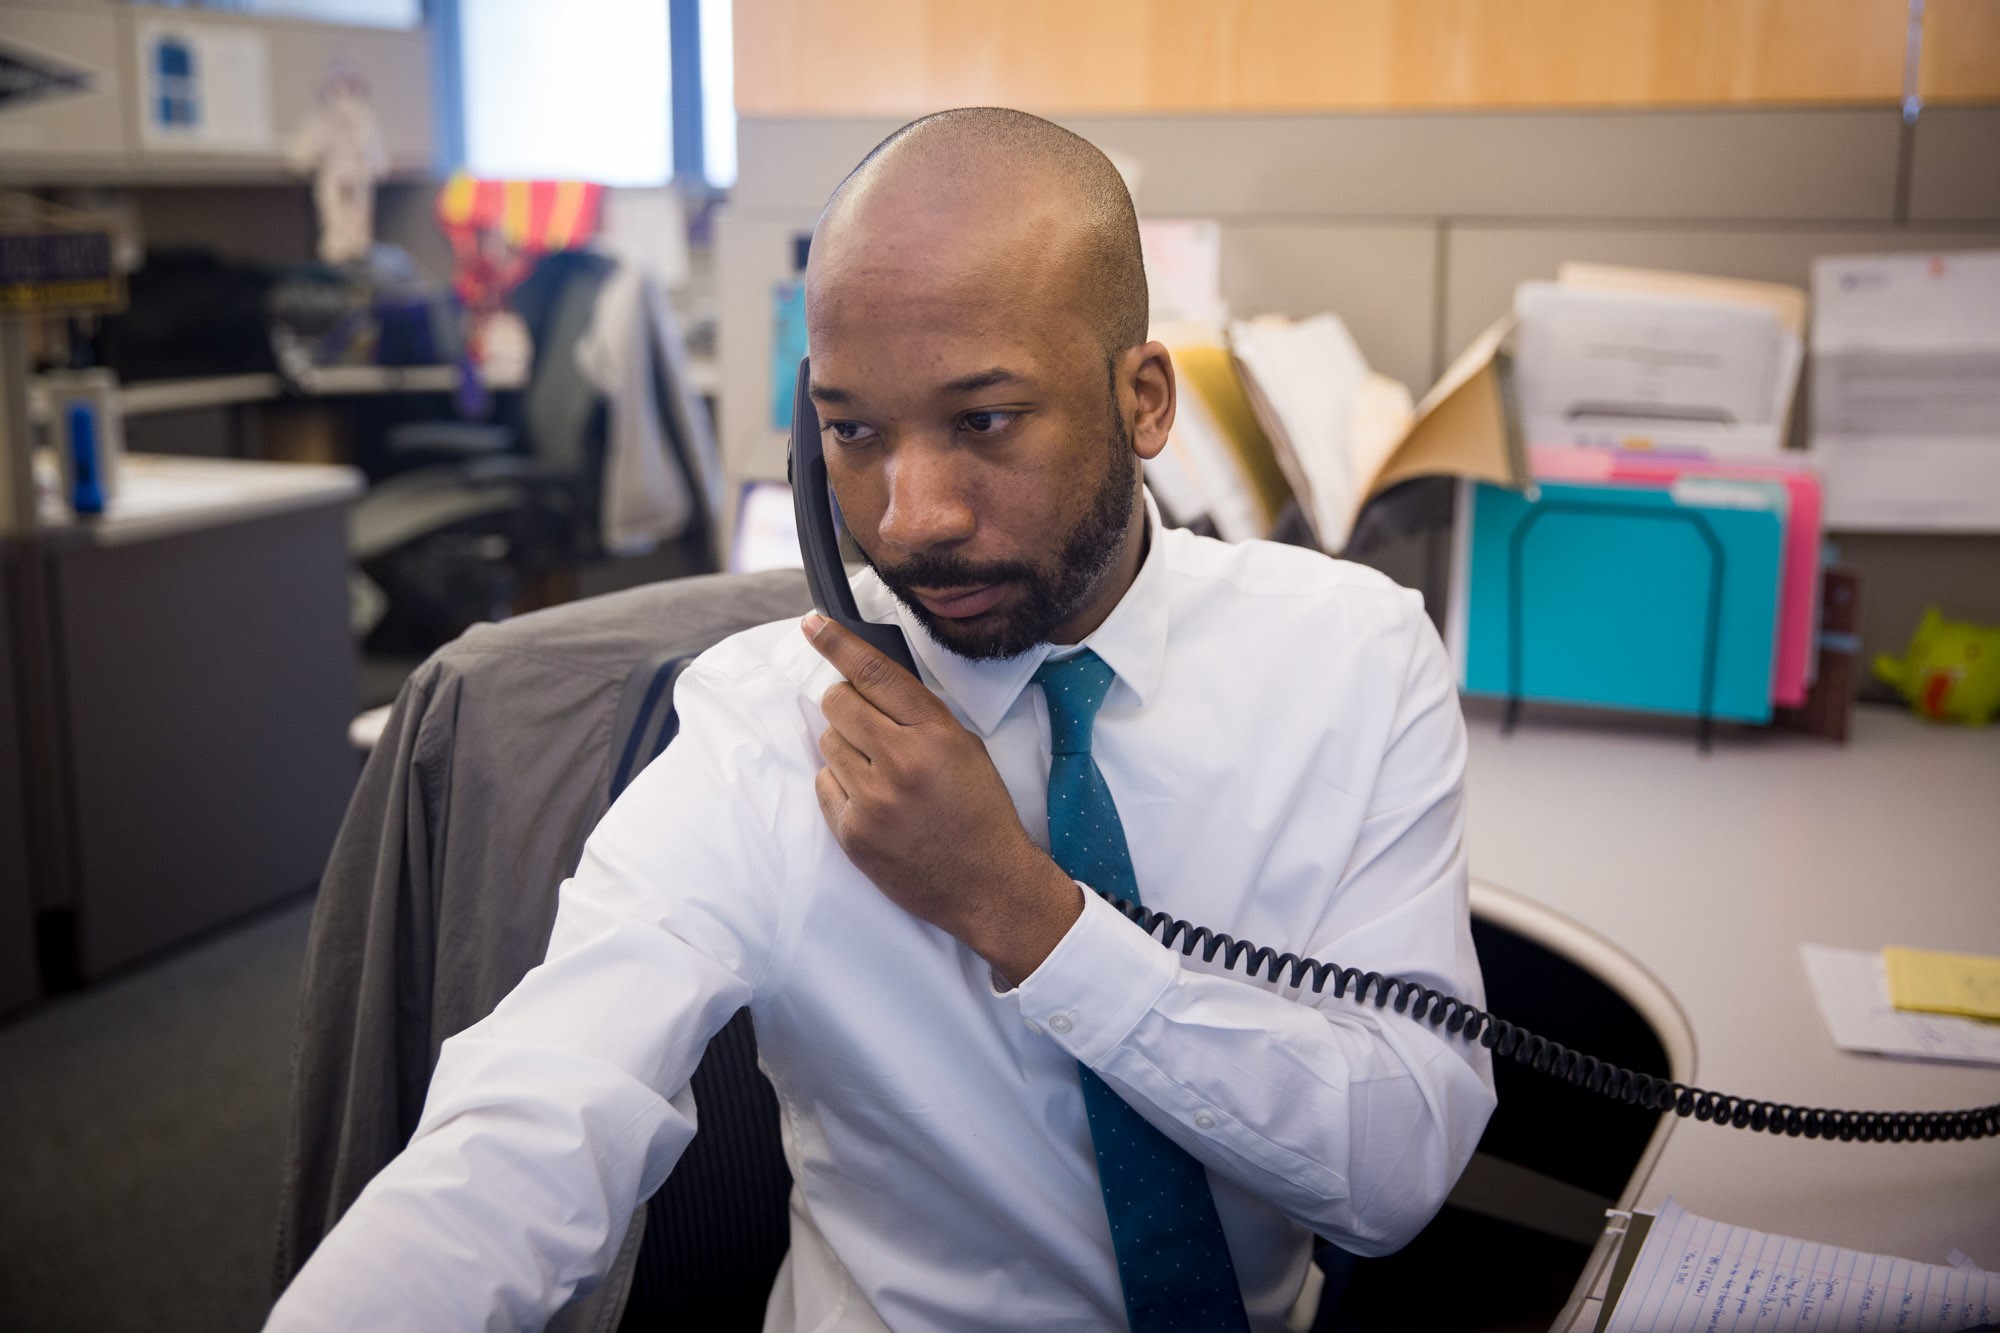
[1032,652,1250,1332]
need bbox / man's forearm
[1006,890,1496,1252]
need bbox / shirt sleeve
[265,660,799,1331]
[1007,610,1496,1256]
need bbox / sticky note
[1884,946,2000,1022]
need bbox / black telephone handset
[788,356,921,678]
[781,358,1993,1146]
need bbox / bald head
[796,110,1177,659]
[813,108,1148,357]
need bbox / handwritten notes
[1604,1199,1999,1332]
[1885,946,2000,1023]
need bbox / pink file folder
[1529,447,1824,709]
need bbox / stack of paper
[1513,264,1805,459]
[1602,1199,1998,1332]
[1447,265,1831,730]
[1145,325,1291,542]
[1227,313,1415,552]
[1800,944,2000,1067]
[1809,249,2000,532]
[1145,309,1531,552]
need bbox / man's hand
[804,613,1081,986]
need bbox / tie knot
[1032,650,1116,755]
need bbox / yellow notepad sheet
[1884,946,2000,1022]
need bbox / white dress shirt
[267,502,1496,1332]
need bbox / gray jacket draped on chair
[275,569,811,1331]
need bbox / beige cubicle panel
[1215,224,1437,396]
[1908,108,2000,222]
[0,3,129,172]
[109,5,434,179]
[0,4,431,182]
[735,108,1910,225]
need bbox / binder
[1458,480,1786,725]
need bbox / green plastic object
[1872,607,2000,726]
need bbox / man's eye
[825,421,877,446]
[960,410,1017,436]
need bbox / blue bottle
[66,400,105,516]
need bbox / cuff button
[1048,1013,1074,1034]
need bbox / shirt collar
[851,490,1171,737]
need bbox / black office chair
[1325,885,1684,1331]
[351,251,718,656]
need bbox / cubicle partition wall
[0,543,42,1016]
[716,105,2000,660]
[44,500,359,979]
[3,461,362,988]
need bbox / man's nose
[877,443,976,555]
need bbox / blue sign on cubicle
[0,229,122,314]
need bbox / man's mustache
[871,551,1042,594]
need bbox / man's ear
[1120,341,1175,462]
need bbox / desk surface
[1463,701,2000,1276]
[29,357,720,422]
[36,453,362,546]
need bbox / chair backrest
[512,250,614,490]
[1325,882,1686,1330]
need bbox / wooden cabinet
[734,0,1969,117]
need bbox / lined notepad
[1603,1199,1999,1332]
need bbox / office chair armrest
[457,454,579,492]
[386,421,516,458]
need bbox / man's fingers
[817,723,872,786]
[802,614,932,724]
[819,681,883,757]
[813,766,848,829]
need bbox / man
[269,108,1494,1332]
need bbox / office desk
[9,454,362,986]
[1458,702,2000,1322]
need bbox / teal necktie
[1032,651,1250,1332]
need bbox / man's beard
[862,401,1139,662]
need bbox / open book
[1148,314,1529,553]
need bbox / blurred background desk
[4,454,360,1001]
[1457,702,2000,1324]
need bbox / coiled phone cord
[1103,895,2000,1145]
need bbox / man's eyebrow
[941,368,1024,395]
[810,368,1027,407]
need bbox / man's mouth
[910,583,1011,619]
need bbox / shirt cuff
[1003,886,1178,1067]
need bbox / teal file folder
[1463,481,1785,723]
